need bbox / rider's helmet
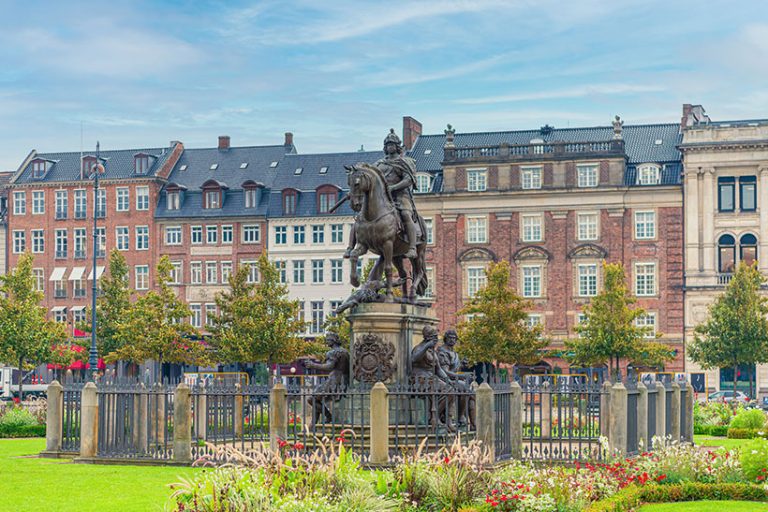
[383,129,403,152]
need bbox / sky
[0,0,767,170]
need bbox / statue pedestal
[348,302,438,385]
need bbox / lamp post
[89,142,104,382]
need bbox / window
[55,190,68,219]
[636,313,657,338]
[32,160,46,179]
[95,227,106,258]
[170,261,182,285]
[275,260,287,283]
[96,189,106,218]
[166,191,179,210]
[244,188,258,209]
[415,174,432,193]
[53,307,67,323]
[221,261,232,283]
[190,304,201,328]
[578,264,598,296]
[312,225,324,244]
[274,226,287,245]
[423,267,435,298]
[205,225,218,244]
[136,186,149,211]
[135,226,149,250]
[31,229,44,253]
[467,267,487,297]
[740,176,756,212]
[741,233,758,267]
[74,190,87,219]
[297,302,306,332]
[33,269,44,292]
[13,191,26,215]
[310,301,324,334]
[330,224,343,244]
[243,261,259,284]
[718,177,735,212]
[12,230,25,253]
[73,279,86,298]
[55,229,67,258]
[527,314,542,329]
[165,226,182,245]
[424,218,434,245]
[75,228,87,258]
[191,226,203,244]
[522,214,542,242]
[283,191,297,215]
[635,263,656,296]
[243,225,260,244]
[53,279,67,299]
[577,213,598,241]
[205,304,217,328]
[467,169,487,191]
[32,191,45,215]
[293,260,305,284]
[318,190,337,213]
[522,265,542,298]
[637,164,661,185]
[190,262,202,284]
[521,166,542,190]
[718,234,736,273]
[135,265,149,290]
[205,262,217,284]
[221,225,233,244]
[116,187,130,211]
[135,155,150,174]
[312,259,324,283]
[115,227,129,252]
[634,211,656,239]
[331,259,343,283]
[204,190,221,209]
[577,164,598,187]
[467,216,487,243]
[293,225,306,244]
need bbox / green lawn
[0,438,200,512]
[640,501,768,511]
[694,435,753,451]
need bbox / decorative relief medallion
[353,333,396,382]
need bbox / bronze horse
[345,163,428,301]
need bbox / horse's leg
[408,243,426,301]
[393,257,408,298]
[383,240,394,301]
[350,254,360,288]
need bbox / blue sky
[0,0,766,170]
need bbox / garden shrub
[727,428,768,440]
[0,423,46,438]
[0,407,39,428]
[586,483,768,512]
[730,408,767,430]
[739,438,768,482]
[707,425,729,436]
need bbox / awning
[49,267,67,281]
[68,266,86,281]
[87,266,105,280]
[70,305,86,312]
[51,306,66,313]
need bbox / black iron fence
[61,380,84,453]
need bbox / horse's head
[345,163,370,212]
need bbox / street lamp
[89,142,104,382]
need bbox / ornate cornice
[679,139,768,153]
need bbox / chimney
[681,104,710,129]
[284,132,294,152]
[218,135,230,150]
[402,116,422,151]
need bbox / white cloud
[453,84,666,105]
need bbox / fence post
[600,381,612,438]
[369,382,389,464]
[79,382,98,459]
[654,381,666,444]
[669,381,681,442]
[233,391,244,439]
[269,382,288,452]
[45,380,63,454]
[540,381,551,439]
[173,382,192,464]
[636,382,648,453]
[476,383,495,460]
[684,382,694,442]
[510,380,523,459]
[195,390,207,441]
[609,382,628,456]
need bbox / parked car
[707,390,751,404]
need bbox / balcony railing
[443,139,625,163]
[717,273,733,285]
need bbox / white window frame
[467,266,487,298]
[12,230,25,253]
[243,225,260,244]
[135,226,149,250]
[170,261,182,285]
[166,191,180,210]
[312,224,324,244]
[116,226,129,251]
[31,229,44,254]
[423,267,435,298]
[527,314,542,328]
[190,262,202,284]
[330,259,343,283]
[424,217,434,245]
[637,164,661,185]
[221,225,233,244]
[293,260,305,284]
[578,264,598,297]
[521,166,542,190]
[467,169,488,192]
[415,173,432,194]
[205,261,218,284]
[32,190,45,215]
[205,303,217,327]
[330,224,343,244]
[116,187,130,212]
[521,214,543,242]
[221,261,233,283]
[33,268,45,292]
[467,216,488,244]
[136,186,150,211]
[522,265,542,298]
[635,262,657,296]
[190,304,202,328]
[13,191,26,215]
[577,212,599,241]
[206,225,218,245]
[165,226,182,246]
[74,189,87,218]
[636,312,657,338]
[634,210,656,240]
[135,265,149,290]
[576,163,598,188]
[55,190,68,218]
[311,259,324,284]
[274,226,287,245]
[191,225,203,244]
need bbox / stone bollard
[173,383,192,464]
[670,382,681,442]
[600,381,612,438]
[637,382,648,452]
[79,382,99,459]
[655,381,666,445]
[233,392,244,439]
[476,383,495,461]
[269,383,288,452]
[369,382,389,464]
[540,381,551,440]
[510,380,523,459]
[609,382,628,456]
[684,383,694,442]
[45,380,63,453]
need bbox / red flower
[758,475,765,482]
[293,442,304,450]
[443,456,450,464]
[656,474,667,482]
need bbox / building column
[684,170,701,273]
[759,167,768,273]
[701,168,716,274]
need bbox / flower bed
[0,405,46,438]
[586,483,768,512]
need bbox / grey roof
[624,162,682,186]
[409,123,682,172]
[13,146,177,184]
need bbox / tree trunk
[17,357,24,403]
[749,366,754,399]
[733,363,738,399]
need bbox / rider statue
[304,332,350,425]
[344,129,420,260]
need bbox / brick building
[409,120,685,373]
[0,171,12,276]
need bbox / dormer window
[415,173,432,194]
[32,160,47,179]
[283,189,297,215]
[200,179,228,210]
[637,164,661,185]
[168,191,180,210]
[317,185,340,214]
[135,154,150,174]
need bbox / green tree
[566,261,673,378]
[456,260,548,366]
[689,262,768,397]
[111,256,207,366]
[0,253,67,400]
[208,253,311,367]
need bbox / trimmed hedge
[695,425,729,436]
[0,424,46,438]
[586,483,768,512]
[727,428,768,440]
